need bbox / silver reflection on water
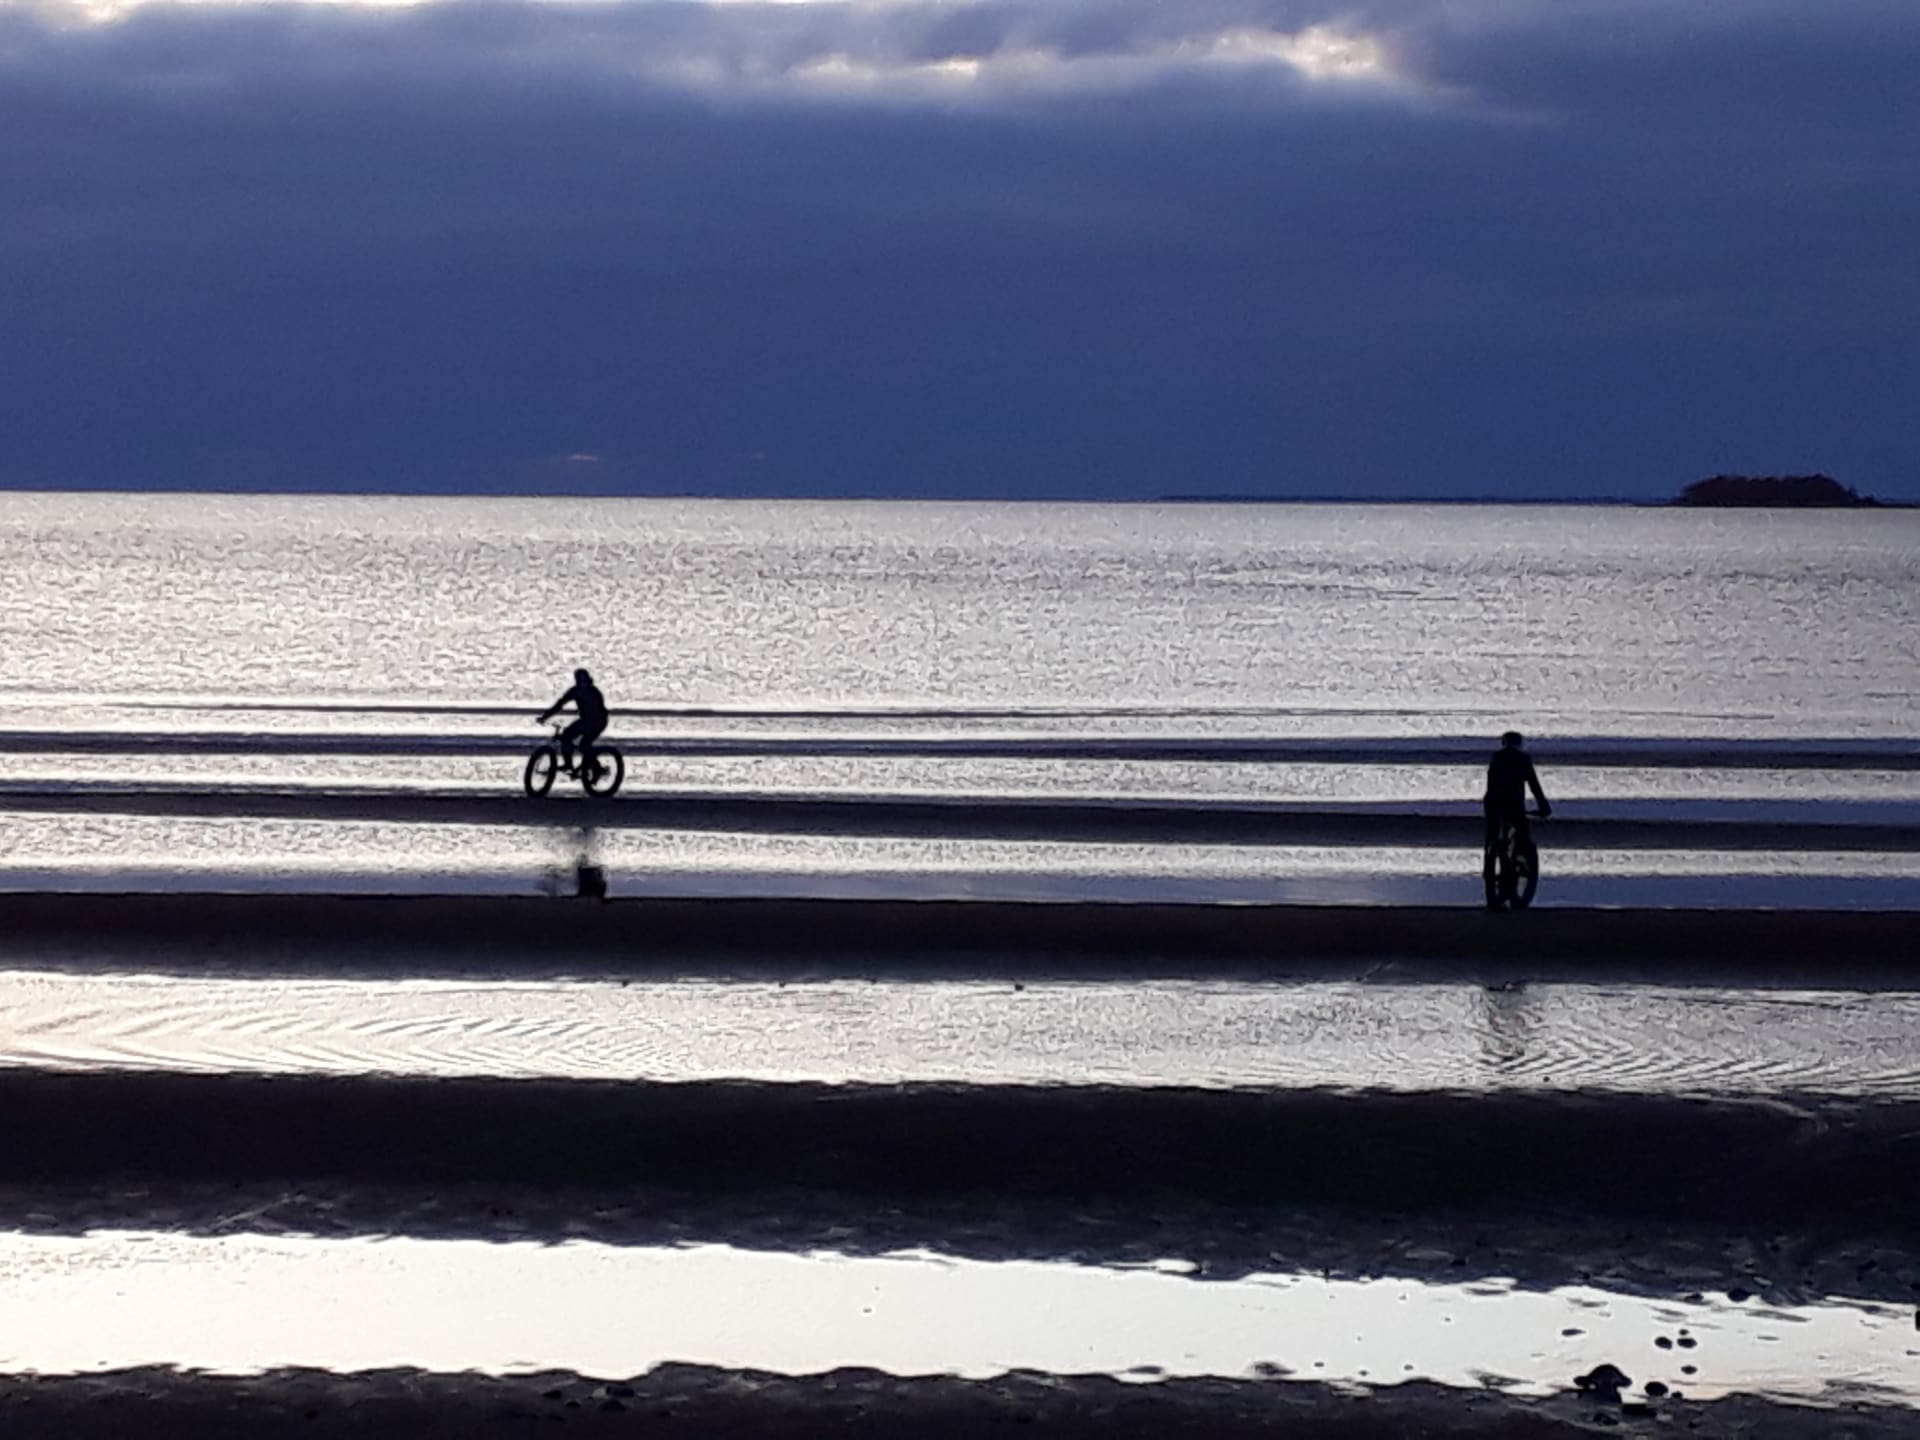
[5,971,1920,1097]
[0,1230,1910,1407]
[4,495,1917,739]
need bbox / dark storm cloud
[0,0,1916,497]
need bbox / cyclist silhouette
[538,668,609,774]
[1483,730,1551,896]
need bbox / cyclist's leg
[559,718,587,770]
[577,718,607,771]
[1482,811,1502,905]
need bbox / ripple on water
[4,972,1920,1097]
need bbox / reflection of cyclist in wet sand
[1483,730,1551,906]
[538,667,608,774]
[1475,981,1540,1073]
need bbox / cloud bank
[1,0,1916,496]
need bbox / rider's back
[1484,746,1537,816]
[573,680,608,725]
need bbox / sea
[1,491,1916,906]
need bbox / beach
[6,892,1920,1435]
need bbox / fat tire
[581,746,625,797]
[524,746,559,798]
[1511,837,1540,910]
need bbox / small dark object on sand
[1728,1287,1752,1303]
[1677,1336,1697,1349]
[1654,1336,1673,1350]
[1645,1381,1669,1398]
[1574,1364,1631,1403]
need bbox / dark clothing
[1483,746,1548,820]
[1482,745,1549,894]
[542,680,609,769]
[1483,811,1533,877]
[550,681,608,729]
[558,715,607,770]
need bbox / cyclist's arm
[538,686,578,723]
[1525,760,1551,816]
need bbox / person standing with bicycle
[1484,730,1551,909]
[538,667,609,776]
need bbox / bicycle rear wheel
[581,745,625,797]
[524,746,559,797]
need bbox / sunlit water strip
[5,972,1920,1096]
[0,1230,1910,1405]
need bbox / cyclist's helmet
[1500,730,1524,749]
[575,668,592,685]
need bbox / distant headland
[1674,474,1888,507]
[1154,476,1910,506]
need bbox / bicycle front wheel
[581,746,625,797]
[524,746,559,797]
[1511,838,1540,910]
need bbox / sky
[2,0,1916,500]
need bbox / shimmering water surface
[3,493,1917,903]
[6,971,1920,1096]
[7,494,1918,734]
[1,1231,1911,1407]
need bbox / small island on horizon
[1674,473,1888,507]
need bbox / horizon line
[0,485,1913,508]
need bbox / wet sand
[9,1364,1920,1440]
[3,1071,1915,1230]
[2,1172,1915,1307]
[7,784,1920,851]
[11,1367,1920,1440]
[6,894,1919,1435]
[7,729,1920,768]
[5,893,1920,982]
[5,1165,1916,1436]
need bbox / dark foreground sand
[5,1072,1917,1230]
[5,1168,1917,1438]
[8,783,1919,854]
[2,1171,1915,1307]
[5,893,1920,983]
[5,1077,1917,1435]
[7,1364,1919,1440]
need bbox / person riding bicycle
[538,668,608,774]
[1483,730,1551,898]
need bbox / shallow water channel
[4,971,1920,1097]
[0,1230,1910,1407]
